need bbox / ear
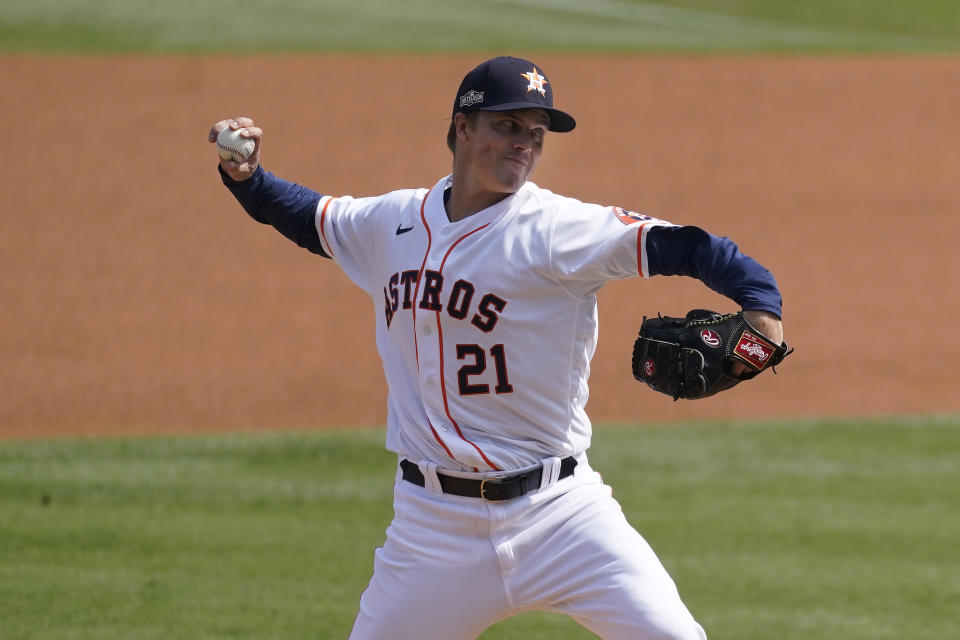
[454,112,472,142]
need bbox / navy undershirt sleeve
[219,165,329,258]
[645,225,783,317]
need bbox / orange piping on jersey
[409,188,459,464]
[412,188,434,370]
[434,223,501,471]
[429,422,457,460]
[434,310,500,471]
[635,222,650,278]
[318,197,335,259]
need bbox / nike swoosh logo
[396,224,414,235]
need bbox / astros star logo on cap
[521,67,548,97]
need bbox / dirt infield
[1,55,958,439]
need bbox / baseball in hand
[216,127,256,162]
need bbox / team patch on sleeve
[611,206,655,225]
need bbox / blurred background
[2,1,959,438]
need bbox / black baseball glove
[632,310,792,400]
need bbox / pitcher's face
[456,109,549,194]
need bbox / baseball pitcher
[208,56,788,640]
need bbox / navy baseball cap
[452,56,576,133]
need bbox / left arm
[645,225,783,345]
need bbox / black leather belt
[399,457,577,502]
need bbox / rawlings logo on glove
[632,310,792,400]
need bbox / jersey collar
[426,174,531,233]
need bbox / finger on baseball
[238,126,262,139]
[232,116,256,129]
[208,119,231,142]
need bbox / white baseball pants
[348,458,707,640]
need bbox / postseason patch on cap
[459,90,484,108]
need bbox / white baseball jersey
[315,174,672,472]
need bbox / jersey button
[423,325,432,335]
[425,376,434,386]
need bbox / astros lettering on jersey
[316,175,671,472]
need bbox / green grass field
[1,0,958,53]
[2,417,958,639]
